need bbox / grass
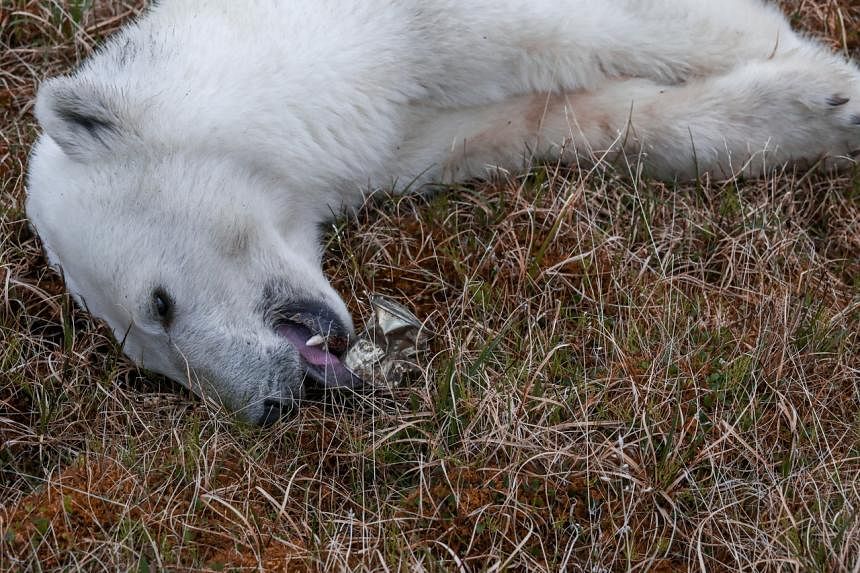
[1,1,859,571]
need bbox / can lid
[344,295,432,386]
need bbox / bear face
[26,80,361,425]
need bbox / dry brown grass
[2,1,859,571]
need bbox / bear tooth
[306,334,326,347]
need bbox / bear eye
[152,288,173,325]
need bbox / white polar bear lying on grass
[27,0,860,424]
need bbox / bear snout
[258,397,298,426]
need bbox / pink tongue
[277,324,342,368]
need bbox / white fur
[26,0,860,422]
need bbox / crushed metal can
[344,295,432,387]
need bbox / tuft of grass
[2,1,859,571]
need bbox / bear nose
[259,398,297,426]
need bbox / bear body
[26,0,860,423]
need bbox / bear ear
[34,76,127,162]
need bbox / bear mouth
[275,320,363,392]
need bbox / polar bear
[27,0,860,424]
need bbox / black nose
[259,398,297,426]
